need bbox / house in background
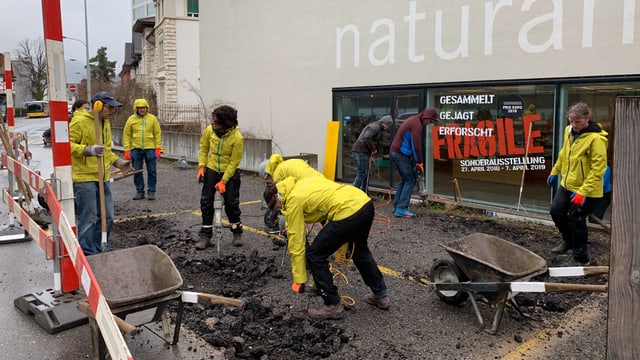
[121,0,200,107]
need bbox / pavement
[0,117,610,359]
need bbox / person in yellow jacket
[196,105,244,249]
[547,102,607,265]
[69,91,132,256]
[263,175,389,320]
[123,98,162,200]
[258,153,323,237]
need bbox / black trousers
[306,201,387,305]
[549,186,596,263]
[199,167,242,237]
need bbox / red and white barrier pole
[3,52,14,140]
[41,0,78,294]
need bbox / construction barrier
[2,153,133,359]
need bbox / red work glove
[124,150,131,160]
[291,282,305,294]
[197,166,205,183]
[155,148,162,159]
[570,192,586,207]
[215,180,226,194]
[416,163,424,173]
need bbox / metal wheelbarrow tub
[440,232,547,283]
[431,233,548,334]
[86,244,183,308]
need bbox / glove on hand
[291,282,305,294]
[215,180,226,194]
[197,166,205,183]
[124,150,131,160]
[416,163,424,174]
[113,158,133,172]
[155,148,162,159]
[84,145,104,157]
[546,174,557,187]
[570,192,586,207]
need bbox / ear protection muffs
[93,100,103,112]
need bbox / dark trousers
[549,186,596,263]
[199,167,242,237]
[306,201,387,305]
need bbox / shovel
[92,105,108,252]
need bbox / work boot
[551,241,570,254]
[147,192,155,200]
[195,235,210,250]
[133,192,145,200]
[364,293,391,310]
[307,303,345,320]
[232,233,243,247]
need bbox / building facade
[199,0,640,213]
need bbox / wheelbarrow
[79,245,245,359]
[430,233,608,334]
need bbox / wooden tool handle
[544,282,608,292]
[76,301,139,336]
[197,293,245,308]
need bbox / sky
[0,0,132,84]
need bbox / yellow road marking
[502,330,551,359]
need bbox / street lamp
[63,36,91,101]
[63,0,91,101]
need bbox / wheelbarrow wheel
[430,259,469,305]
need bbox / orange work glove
[155,148,162,159]
[291,282,306,294]
[416,163,424,173]
[124,150,131,160]
[215,180,226,194]
[197,166,205,183]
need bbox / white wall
[199,0,640,171]
[176,19,200,105]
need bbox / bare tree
[14,38,47,100]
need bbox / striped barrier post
[41,0,78,295]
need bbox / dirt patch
[107,162,610,359]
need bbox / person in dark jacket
[351,115,393,192]
[389,108,438,218]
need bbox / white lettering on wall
[518,0,563,53]
[404,1,425,62]
[624,0,635,44]
[582,0,595,47]
[369,19,396,66]
[336,24,360,69]
[335,0,636,68]
[435,6,470,60]
[484,0,513,56]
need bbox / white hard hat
[258,159,269,180]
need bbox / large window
[334,91,422,187]
[429,85,556,213]
[333,79,640,215]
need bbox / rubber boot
[196,235,210,250]
[232,233,243,247]
[551,241,570,254]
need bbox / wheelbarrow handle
[181,291,245,308]
[76,301,139,336]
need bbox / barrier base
[0,224,29,243]
[14,289,87,334]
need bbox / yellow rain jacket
[265,154,323,183]
[276,176,370,284]
[550,123,608,197]
[69,110,119,182]
[198,125,244,183]
[123,99,161,150]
